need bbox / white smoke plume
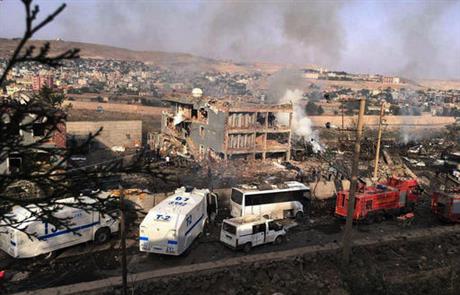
[279,89,324,153]
[265,69,324,153]
[173,109,185,125]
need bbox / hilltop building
[157,94,293,161]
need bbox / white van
[139,186,218,256]
[0,196,119,258]
[220,215,286,252]
[230,181,310,220]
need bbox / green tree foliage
[305,101,324,115]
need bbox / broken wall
[190,110,227,156]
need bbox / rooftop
[162,94,292,113]
[234,181,309,193]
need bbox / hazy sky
[1,0,460,79]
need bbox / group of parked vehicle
[140,181,309,255]
[0,177,458,259]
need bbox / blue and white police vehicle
[139,186,218,255]
[0,196,119,258]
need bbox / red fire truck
[431,190,460,223]
[335,177,419,223]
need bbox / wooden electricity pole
[373,102,385,180]
[119,186,128,295]
[341,98,366,265]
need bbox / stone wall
[310,114,455,129]
[64,101,167,116]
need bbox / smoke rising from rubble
[400,106,424,144]
[267,70,323,153]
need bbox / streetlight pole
[341,98,366,265]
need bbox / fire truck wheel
[94,227,111,244]
[243,243,252,253]
[407,204,415,212]
[365,214,375,225]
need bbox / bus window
[231,189,243,205]
[246,191,303,206]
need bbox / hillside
[2,38,460,89]
[0,38,283,73]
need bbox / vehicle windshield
[274,222,283,230]
[231,189,243,205]
[222,222,236,235]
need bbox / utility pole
[340,99,345,143]
[119,186,128,295]
[341,98,366,265]
[373,102,385,180]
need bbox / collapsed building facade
[0,112,66,175]
[158,95,293,160]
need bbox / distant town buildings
[32,75,54,91]
[382,76,400,84]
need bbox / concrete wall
[310,114,455,129]
[67,120,142,149]
[64,100,167,116]
[190,110,227,154]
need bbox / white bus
[230,181,310,220]
[0,196,119,258]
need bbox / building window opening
[32,123,46,137]
[8,156,22,173]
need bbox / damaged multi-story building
[157,93,293,161]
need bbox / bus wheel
[274,236,284,245]
[295,211,304,222]
[94,228,111,244]
[243,243,252,253]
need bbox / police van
[220,215,286,252]
[0,196,119,258]
[139,186,218,255]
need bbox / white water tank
[192,88,203,98]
